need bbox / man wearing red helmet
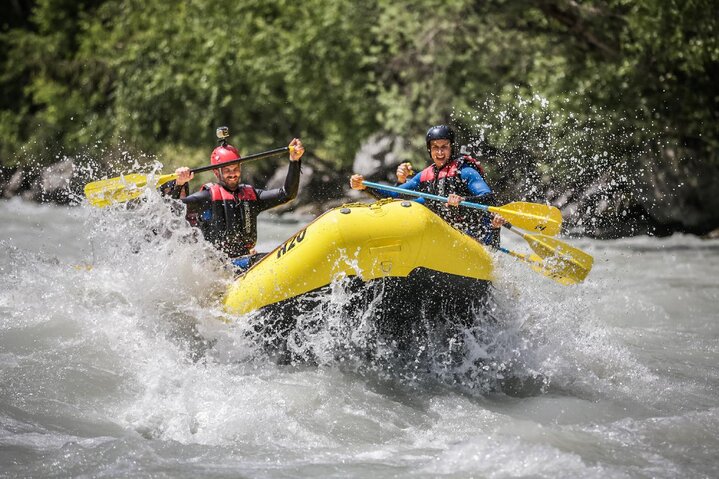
[168,137,304,269]
[350,125,503,245]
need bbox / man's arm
[164,166,213,213]
[460,167,492,200]
[350,172,424,201]
[178,189,213,213]
[256,159,302,211]
[160,180,189,199]
[459,166,504,245]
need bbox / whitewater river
[1,195,718,478]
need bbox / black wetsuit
[169,160,301,258]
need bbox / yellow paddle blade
[524,234,594,284]
[525,253,587,285]
[489,202,563,236]
[84,173,178,207]
[503,250,584,285]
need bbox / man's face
[217,164,241,190]
[429,139,451,167]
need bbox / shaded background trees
[1,0,717,236]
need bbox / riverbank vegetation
[2,0,717,236]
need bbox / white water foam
[2,196,718,477]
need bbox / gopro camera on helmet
[216,126,230,140]
[216,126,230,147]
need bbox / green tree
[1,0,718,233]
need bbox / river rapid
[1,194,718,478]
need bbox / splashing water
[453,94,665,237]
[2,192,718,477]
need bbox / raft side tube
[223,200,493,316]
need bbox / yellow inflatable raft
[224,199,493,320]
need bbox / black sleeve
[159,180,189,199]
[256,160,302,211]
[179,189,212,213]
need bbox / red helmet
[210,144,241,165]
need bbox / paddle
[361,180,562,236]
[501,225,593,285]
[495,247,580,285]
[84,146,290,208]
[361,181,592,284]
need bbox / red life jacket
[416,155,487,234]
[198,183,259,257]
[418,155,485,195]
[205,183,257,202]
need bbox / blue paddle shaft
[361,181,490,212]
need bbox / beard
[221,177,240,190]
[216,169,241,190]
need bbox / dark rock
[264,163,314,214]
[3,170,26,199]
[637,149,719,235]
[344,133,412,203]
[39,159,75,204]
[352,133,409,181]
[255,134,410,216]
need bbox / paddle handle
[502,222,523,238]
[497,246,522,258]
[361,181,490,212]
[190,146,290,174]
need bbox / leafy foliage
[1,0,717,193]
